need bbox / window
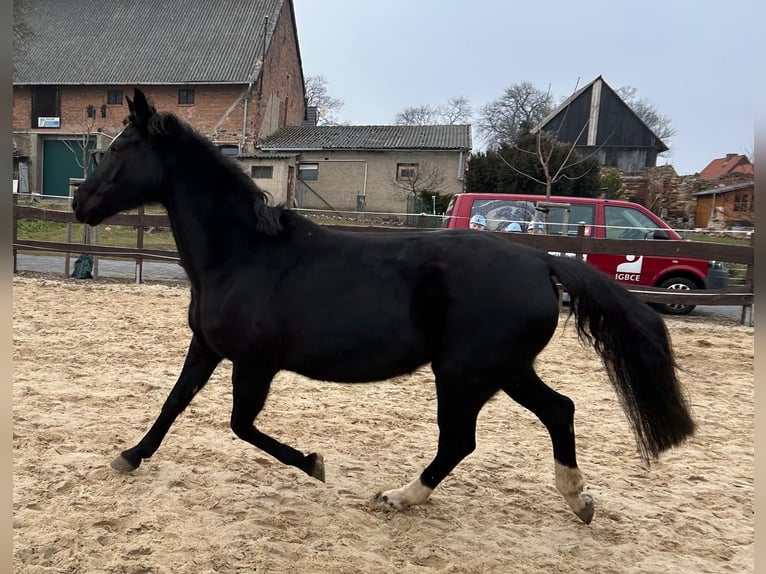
[178,89,195,105]
[733,193,752,212]
[107,89,123,105]
[218,145,239,156]
[31,86,60,128]
[604,205,661,240]
[544,204,596,236]
[298,163,318,181]
[397,163,418,181]
[251,165,274,179]
[468,199,536,232]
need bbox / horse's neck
[163,175,256,285]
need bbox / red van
[443,193,729,315]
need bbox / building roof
[237,151,300,160]
[698,154,754,180]
[532,75,669,153]
[13,0,290,85]
[692,180,754,197]
[260,124,473,151]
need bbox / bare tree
[497,82,604,207]
[616,86,676,142]
[305,74,345,125]
[394,105,439,125]
[438,96,473,125]
[62,109,99,177]
[477,81,554,148]
[501,128,599,202]
[393,96,473,125]
[389,162,448,206]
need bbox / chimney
[304,105,318,126]
[725,153,737,160]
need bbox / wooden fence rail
[13,195,754,324]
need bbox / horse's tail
[546,254,695,463]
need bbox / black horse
[72,89,694,524]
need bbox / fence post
[12,192,18,273]
[135,205,145,284]
[93,225,100,278]
[741,232,755,326]
[67,179,84,276]
[575,223,586,261]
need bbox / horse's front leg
[229,361,325,482]
[111,335,222,472]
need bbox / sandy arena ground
[13,275,753,573]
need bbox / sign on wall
[37,117,61,128]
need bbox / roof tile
[14,0,287,84]
[699,154,754,180]
[260,124,472,151]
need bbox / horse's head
[73,89,172,226]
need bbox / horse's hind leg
[229,361,325,482]
[112,335,221,472]
[378,376,496,510]
[501,368,594,524]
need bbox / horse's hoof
[375,491,406,511]
[574,494,595,525]
[307,453,325,483]
[110,454,138,474]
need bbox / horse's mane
[138,111,286,236]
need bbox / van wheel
[656,276,697,315]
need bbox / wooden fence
[12,193,754,325]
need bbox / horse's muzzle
[71,190,100,225]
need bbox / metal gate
[406,195,443,228]
[42,139,96,197]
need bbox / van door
[588,204,681,286]
[541,202,595,236]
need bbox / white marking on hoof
[378,477,433,510]
[555,461,594,524]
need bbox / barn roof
[532,75,669,153]
[260,124,473,151]
[692,181,754,197]
[13,0,291,85]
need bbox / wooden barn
[692,180,754,229]
[532,76,668,174]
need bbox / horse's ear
[127,89,155,127]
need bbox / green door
[42,139,96,197]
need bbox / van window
[469,199,536,232]
[543,204,595,236]
[604,205,663,239]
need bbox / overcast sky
[292,0,753,176]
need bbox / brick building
[13,0,305,197]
